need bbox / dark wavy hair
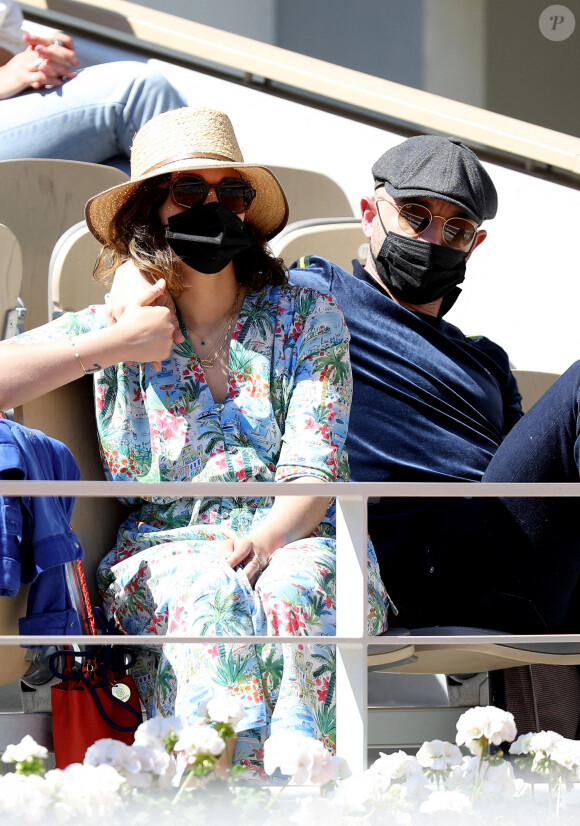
[94,174,287,295]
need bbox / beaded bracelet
[69,336,89,375]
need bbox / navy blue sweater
[289,256,522,484]
[288,257,522,601]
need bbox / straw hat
[85,107,289,243]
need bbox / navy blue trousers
[370,361,580,633]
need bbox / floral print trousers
[100,533,388,778]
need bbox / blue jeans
[0,61,185,168]
[371,361,580,632]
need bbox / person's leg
[428,362,580,632]
[0,61,185,162]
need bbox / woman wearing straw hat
[0,107,388,775]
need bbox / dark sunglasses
[168,175,256,214]
[376,198,478,252]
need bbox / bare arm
[0,282,175,409]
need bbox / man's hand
[107,262,184,371]
[112,302,176,367]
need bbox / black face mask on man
[165,201,254,274]
[373,226,468,306]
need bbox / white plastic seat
[270,217,367,269]
[48,221,107,318]
[267,166,353,225]
[0,159,127,329]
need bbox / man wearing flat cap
[290,135,580,640]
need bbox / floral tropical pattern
[16,284,388,776]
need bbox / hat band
[140,152,239,177]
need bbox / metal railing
[2,478,580,773]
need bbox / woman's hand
[217,537,269,587]
[0,47,51,98]
[0,32,79,99]
[22,30,80,87]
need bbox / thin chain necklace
[194,284,241,370]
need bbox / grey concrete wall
[275,0,424,89]
[486,0,580,137]
[132,0,277,42]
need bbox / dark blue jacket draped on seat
[0,419,83,635]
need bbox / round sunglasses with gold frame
[376,198,478,252]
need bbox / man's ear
[360,195,377,239]
[467,228,487,260]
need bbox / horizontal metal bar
[2,634,580,646]
[1,480,580,497]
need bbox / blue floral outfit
[16,283,388,776]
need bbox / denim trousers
[0,61,185,168]
[371,360,580,633]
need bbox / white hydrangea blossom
[1,735,48,764]
[456,706,516,754]
[205,695,245,727]
[44,763,125,820]
[84,738,173,790]
[263,732,344,786]
[0,773,52,822]
[133,715,183,749]
[545,738,580,774]
[416,739,463,772]
[509,732,536,756]
[174,724,225,761]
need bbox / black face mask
[373,231,468,306]
[165,201,254,274]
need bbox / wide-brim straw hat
[85,107,289,243]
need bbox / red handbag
[50,646,143,768]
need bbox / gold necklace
[195,285,241,370]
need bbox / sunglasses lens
[443,219,476,251]
[398,204,431,234]
[218,179,256,214]
[171,177,207,208]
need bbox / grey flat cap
[372,135,498,223]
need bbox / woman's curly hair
[94,174,287,295]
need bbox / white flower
[419,789,472,814]
[205,695,245,727]
[44,763,125,820]
[528,729,564,757]
[456,706,516,754]
[174,724,225,761]
[369,751,426,799]
[332,770,392,810]
[480,759,519,798]
[84,738,173,790]
[133,715,183,749]
[416,739,463,772]
[1,735,48,764]
[547,738,580,773]
[263,732,343,786]
[509,732,536,756]
[0,773,52,821]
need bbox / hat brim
[85,158,289,244]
